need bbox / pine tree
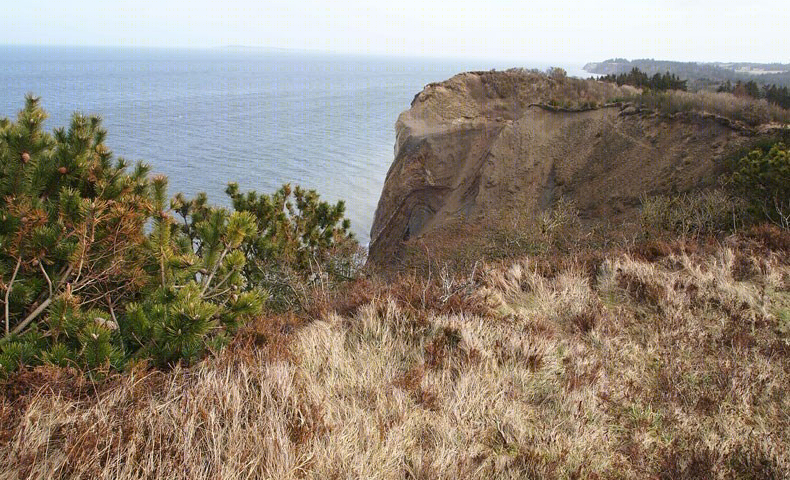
[0,97,156,375]
[732,143,790,228]
[223,182,357,310]
[121,175,264,367]
[1,98,265,375]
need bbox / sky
[1,0,788,63]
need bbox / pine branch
[3,262,77,340]
[201,246,229,297]
[203,287,233,301]
[40,261,53,298]
[9,297,52,337]
[206,267,238,296]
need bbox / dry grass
[489,68,641,109]
[629,90,790,126]
[2,241,790,479]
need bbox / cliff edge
[368,70,780,267]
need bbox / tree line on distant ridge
[587,58,790,90]
[599,67,688,92]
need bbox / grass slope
[1,237,790,479]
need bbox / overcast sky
[1,0,787,63]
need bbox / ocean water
[0,46,586,242]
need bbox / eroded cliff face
[368,70,772,267]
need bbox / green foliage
[135,184,264,365]
[1,95,154,375]
[601,67,687,91]
[589,58,790,92]
[222,182,358,310]
[124,285,220,367]
[1,96,356,377]
[762,84,790,109]
[731,143,790,228]
[777,308,790,346]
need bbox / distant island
[585,58,790,89]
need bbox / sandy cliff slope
[368,70,777,267]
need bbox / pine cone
[58,166,68,174]
[94,317,119,331]
[21,152,30,163]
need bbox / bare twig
[201,246,229,296]
[204,287,233,301]
[207,267,238,296]
[40,261,53,298]
[4,257,22,336]
[10,297,53,337]
[109,302,118,325]
[2,261,59,338]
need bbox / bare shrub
[640,189,745,238]
[547,67,567,83]
[477,69,638,110]
[632,90,790,125]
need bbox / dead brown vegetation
[627,89,790,126]
[1,232,789,479]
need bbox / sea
[0,46,587,243]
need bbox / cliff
[368,70,781,267]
